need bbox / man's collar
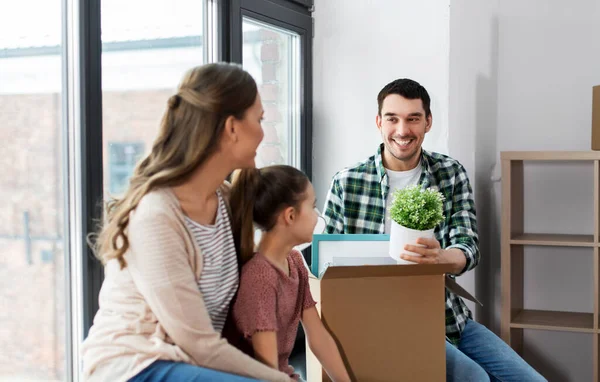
[375,143,432,181]
[375,144,387,181]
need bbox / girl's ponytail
[230,165,310,265]
[229,168,261,264]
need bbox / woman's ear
[222,115,238,144]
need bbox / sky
[0,0,203,49]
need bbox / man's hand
[402,237,467,275]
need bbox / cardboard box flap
[320,263,454,280]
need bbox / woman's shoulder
[134,188,179,216]
[128,188,184,231]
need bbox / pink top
[232,249,317,378]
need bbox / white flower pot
[389,221,435,264]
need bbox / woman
[82,63,291,382]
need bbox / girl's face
[287,183,319,246]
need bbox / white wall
[449,0,500,331]
[312,0,482,319]
[450,0,600,380]
[316,0,600,379]
[312,0,451,207]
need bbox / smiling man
[323,79,545,381]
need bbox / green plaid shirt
[323,144,479,345]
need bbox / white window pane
[101,0,205,197]
[242,17,301,169]
[0,0,66,380]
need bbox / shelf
[510,309,594,333]
[510,233,595,247]
[501,150,600,379]
[501,151,600,161]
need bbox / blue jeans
[129,360,261,382]
[447,319,547,381]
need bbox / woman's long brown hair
[92,63,258,268]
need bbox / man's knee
[456,360,490,382]
[447,343,491,382]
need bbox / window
[108,142,145,195]
[243,18,301,168]
[0,0,313,380]
[229,0,313,177]
[101,0,210,197]
[0,0,67,380]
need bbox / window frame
[227,0,313,181]
[288,0,313,8]
[78,0,104,340]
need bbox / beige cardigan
[81,187,289,382]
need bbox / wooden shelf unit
[510,233,595,247]
[510,309,595,333]
[501,151,600,381]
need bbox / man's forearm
[441,248,467,275]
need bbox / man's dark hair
[377,78,431,118]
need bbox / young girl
[228,165,351,382]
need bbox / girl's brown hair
[229,165,310,264]
[93,63,258,268]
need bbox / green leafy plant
[389,185,445,231]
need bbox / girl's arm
[251,331,279,369]
[301,306,351,382]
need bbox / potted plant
[389,185,445,264]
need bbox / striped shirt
[185,190,239,333]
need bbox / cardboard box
[592,85,600,150]
[306,263,453,382]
